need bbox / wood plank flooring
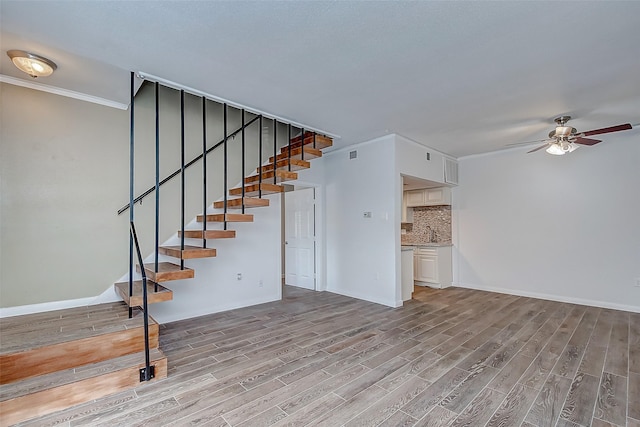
[12,286,639,427]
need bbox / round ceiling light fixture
[7,50,57,78]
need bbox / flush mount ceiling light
[7,50,57,78]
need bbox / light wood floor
[15,286,639,427]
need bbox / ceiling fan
[509,116,633,155]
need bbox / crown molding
[0,74,128,110]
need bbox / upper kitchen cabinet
[405,187,451,207]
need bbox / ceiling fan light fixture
[546,143,566,156]
[546,141,579,156]
[7,50,57,78]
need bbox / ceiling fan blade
[573,137,601,146]
[505,139,549,147]
[582,123,632,137]
[527,143,549,153]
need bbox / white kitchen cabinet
[405,190,426,207]
[414,246,452,288]
[405,187,451,207]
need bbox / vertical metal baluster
[241,109,245,214]
[223,104,228,230]
[313,132,317,149]
[128,71,135,319]
[258,115,263,199]
[180,90,185,270]
[130,222,152,381]
[301,127,305,161]
[273,120,278,185]
[288,124,292,172]
[154,82,160,277]
[202,97,207,248]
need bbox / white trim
[326,288,401,308]
[151,295,282,324]
[454,282,640,314]
[137,71,340,140]
[325,133,396,156]
[0,287,120,318]
[0,74,129,110]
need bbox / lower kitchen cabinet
[414,246,452,289]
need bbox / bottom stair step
[0,348,167,426]
[114,280,173,306]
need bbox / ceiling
[2,1,639,158]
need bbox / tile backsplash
[401,205,451,245]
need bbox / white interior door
[285,187,315,289]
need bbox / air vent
[444,158,459,185]
[349,150,357,159]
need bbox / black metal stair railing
[123,75,330,380]
[129,220,155,382]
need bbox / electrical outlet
[635,278,640,288]
[259,280,263,288]
[237,273,242,281]
[363,212,372,218]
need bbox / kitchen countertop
[402,243,453,247]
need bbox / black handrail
[129,221,154,382]
[117,114,261,215]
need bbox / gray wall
[1,82,129,306]
[1,81,287,308]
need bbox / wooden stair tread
[114,281,173,307]
[196,213,254,223]
[244,169,297,184]
[269,146,322,163]
[258,158,310,173]
[0,349,167,425]
[287,133,333,150]
[0,303,159,386]
[0,348,165,402]
[137,262,194,282]
[159,245,217,259]
[179,229,236,239]
[229,183,283,197]
[213,197,269,209]
[0,302,150,356]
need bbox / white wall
[455,136,640,312]
[323,136,399,306]
[142,193,282,324]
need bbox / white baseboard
[454,282,640,314]
[326,287,401,308]
[0,287,120,318]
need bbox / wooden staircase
[115,130,331,312]
[0,131,331,425]
[0,303,167,426]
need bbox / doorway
[284,187,316,290]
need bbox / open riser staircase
[0,76,332,425]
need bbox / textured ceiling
[1,1,639,157]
